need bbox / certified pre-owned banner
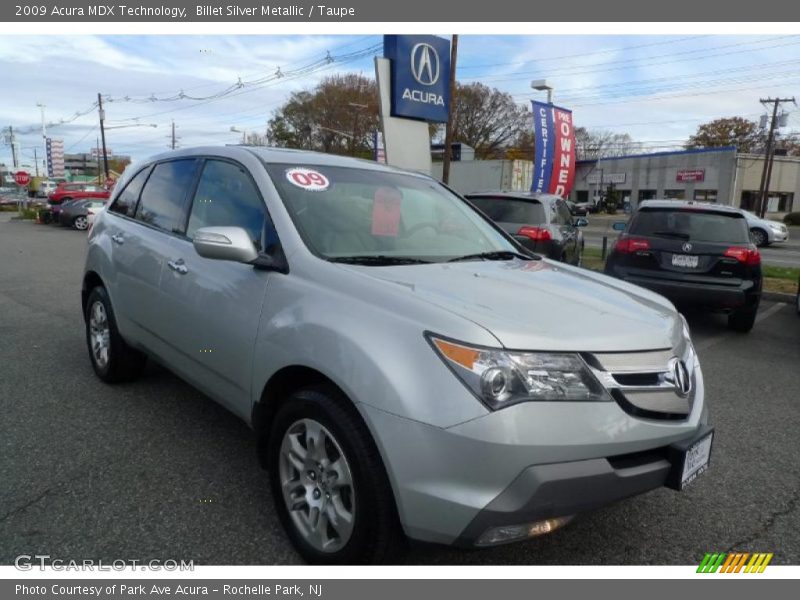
[531,101,576,197]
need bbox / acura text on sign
[531,101,577,197]
[384,34,451,123]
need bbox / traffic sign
[14,171,30,187]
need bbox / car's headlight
[769,223,782,231]
[427,334,612,410]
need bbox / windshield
[629,208,750,244]
[264,163,518,262]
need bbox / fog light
[475,515,574,547]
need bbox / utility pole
[170,120,178,150]
[37,103,47,177]
[9,125,19,168]
[756,96,795,218]
[441,34,459,185]
[97,93,110,180]
[33,148,39,177]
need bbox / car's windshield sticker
[371,187,403,237]
[285,167,330,192]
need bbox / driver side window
[187,160,274,252]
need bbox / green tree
[267,74,378,158]
[686,117,764,153]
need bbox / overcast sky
[2,34,800,169]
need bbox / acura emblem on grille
[665,357,692,397]
[682,242,693,252]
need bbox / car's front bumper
[358,373,708,547]
[768,229,789,243]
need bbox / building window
[575,190,589,203]
[740,191,759,211]
[638,189,658,201]
[663,189,685,200]
[694,190,717,202]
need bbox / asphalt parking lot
[1,215,799,566]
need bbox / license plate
[672,254,699,268]
[679,432,713,489]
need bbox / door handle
[167,259,188,275]
[111,233,124,245]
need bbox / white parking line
[695,302,786,352]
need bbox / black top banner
[2,0,799,21]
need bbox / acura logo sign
[410,43,440,86]
[682,242,693,253]
[666,358,692,397]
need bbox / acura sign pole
[441,34,458,185]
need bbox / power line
[470,36,800,84]
[457,35,711,71]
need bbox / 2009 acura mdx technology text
[82,147,713,564]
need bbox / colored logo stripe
[697,552,773,573]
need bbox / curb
[763,291,797,304]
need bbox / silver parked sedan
[82,147,712,564]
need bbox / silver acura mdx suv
[83,146,713,564]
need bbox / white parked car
[85,201,107,232]
[742,210,789,247]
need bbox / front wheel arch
[81,271,105,321]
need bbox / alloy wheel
[278,418,355,553]
[74,216,89,230]
[89,300,110,369]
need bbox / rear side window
[109,167,151,218]
[469,197,546,225]
[135,160,198,234]
[186,160,269,251]
[630,208,749,244]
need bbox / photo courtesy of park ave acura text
[1,30,799,568]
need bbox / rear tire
[267,385,404,564]
[728,305,758,333]
[84,286,147,382]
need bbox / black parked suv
[465,192,586,265]
[605,200,762,332]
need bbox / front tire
[84,286,147,382]
[750,228,768,247]
[73,215,89,230]
[268,385,404,564]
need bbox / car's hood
[347,259,683,352]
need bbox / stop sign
[14,171,30,187]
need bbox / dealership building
[570,146,799,213]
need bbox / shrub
[783,212,800,226]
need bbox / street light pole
[531,79,554,105]
[97,93,110,180]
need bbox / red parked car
[47,182,111,222]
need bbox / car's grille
[583,340,697,420]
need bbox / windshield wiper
[447,250,536,263]
[651,231,691,240]
[329,255,432,266]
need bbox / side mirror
[574,217,589,227]
[193,226,259,264]
[612,221,627,232]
